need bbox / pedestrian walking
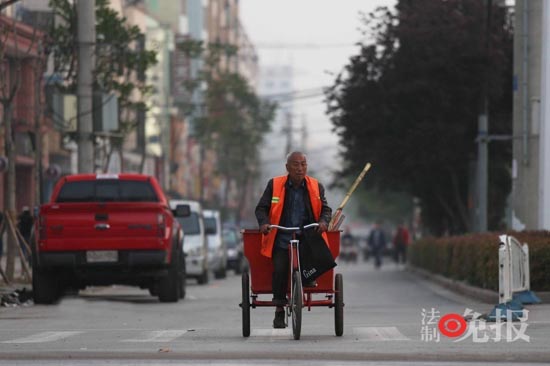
[367,220,387,269]
[17,206,34,261]
[393,221,410,264]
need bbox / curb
[408,266,499,304]
[408,266,549,304]
[535,291,550,303]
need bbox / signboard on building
[172,34,192,106]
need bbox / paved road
[0,259,549,365]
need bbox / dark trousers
[394,244,407,264]
[371,248,382,268]
[272,246,289,301]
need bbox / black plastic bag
[298,229,336,282]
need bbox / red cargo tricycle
[241,224,344,340]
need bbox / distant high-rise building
[258,65,294,185]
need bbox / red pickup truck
[32,173,189,304]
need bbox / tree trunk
[34,58,44,206]
[236,169,250,227]
[3,100,17,282]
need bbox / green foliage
[176,38,276,205]
[351,187,413,224]
[48,0,157,133]
[409,231,550,292]
[326,0,513,235]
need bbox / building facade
[0,13,50,212]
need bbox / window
[176,213,200,235]
[56,180,158,203]
[204,217,217,234]
[223,229,238,248]
[119,181,158,202]
[56,181,95,202]
[96,180,119,202]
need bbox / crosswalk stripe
[121,330,187,342]
[2,331,82,344]
[353,327,410,341]
[250,328,292,337]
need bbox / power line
[260,86,327,100]
[255,42,358,50]
[274,91,326,104]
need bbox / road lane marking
[250,328,292,338]
[121,330,187,342]
[2,331,82,344]
[353,327,410,341]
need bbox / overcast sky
[240,0,396,160]
[240,0,397,210]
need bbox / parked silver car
[170,200,209,284]
[203,209,227,279]
[223,225,247,274]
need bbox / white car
[169,200,209,284]
[223,225,247,274]
[203,209,227,279]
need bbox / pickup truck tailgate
[40,203,168,251]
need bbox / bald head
[286,151,308,185]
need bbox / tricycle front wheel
[291,271,303,340]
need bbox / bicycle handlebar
[269,223,319,232]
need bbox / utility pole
[77,0,95,173]
[476,0,492,232]
[34,40,47,206]
[477,113,488,232]
[2,60,17,282]
[283,112,293,157]
[301,114,308,153]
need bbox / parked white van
[203,209,227,279]
[169,200,209,284]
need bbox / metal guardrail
[498,235,540,305]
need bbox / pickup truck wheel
[158,253,180,303]
[214,266,226,279]
[32,269,60,305]
[197,269,209,285]
[178,252,186,300]
[234,259,243,275]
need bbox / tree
[0,16,42,281]
[326,0,513,235]
[0,0,19,11]
[48,0,157,157]
[177,40,276,222]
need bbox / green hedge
[409,231,550,292]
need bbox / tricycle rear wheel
[241,272,250,337]
[334,273,344,336]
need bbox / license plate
[86,250,118,263]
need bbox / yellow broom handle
[337,162,371,210]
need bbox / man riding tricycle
[240,151,344,340]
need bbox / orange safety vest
[260,175,329,258]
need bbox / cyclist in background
[255,151,332,329]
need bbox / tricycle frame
[240,228,344,339]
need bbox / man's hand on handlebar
[260,224,271,235]
[262,222,326,234]
[317,221,328,233]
